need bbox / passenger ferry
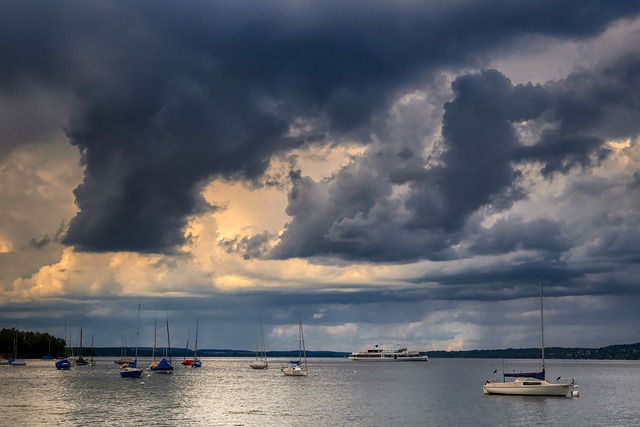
[347,344,428,361]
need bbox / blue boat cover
[55,358,72,370]
[504,368,545,380]
[153,357,173,371]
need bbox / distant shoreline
[77,341,640,360]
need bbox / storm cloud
[2,0,639,254]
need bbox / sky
[1,0,640,354]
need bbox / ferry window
[523,382,541,385]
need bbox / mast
[152,319,157,362]
[194,319,199,360]
[135,303,141,362]
[300,317,307,369]
[165,309,172,362]
[539,277,545,372]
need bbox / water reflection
[1,358,639,426]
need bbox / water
[1,358,638,426]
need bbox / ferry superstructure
[347,345,428,361]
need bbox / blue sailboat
[55,358,72,370]
[120,303,144,378]
[152,311,174,374]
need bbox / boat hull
[250,360,268,369]
[281,366,308,376]
[483,379,575,397]
[120,367,144,378]
[347,356,428,361]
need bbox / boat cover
[153,357,173,371]
[504,368,545,380]
[55,358,72,370]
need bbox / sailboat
[149,319,159,370]
[191,319,202,368]
[9,329,27,366]
[483,279,579,397]
[114,333,133,365]
[41,338,54,360]
[249,321,268,369]
[88,334,96,366]
[55,332,72,370]
[120,303,144,378]
[152,311,174,374]
[181,327,193,365]
[281,315,307,377]
[74,327,89,365]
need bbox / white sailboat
[483,279,579,397]
[250,321,268,369]
[281,316,307,377]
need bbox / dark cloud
[2,0,638,253]
[273,51,640,263]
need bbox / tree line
[0,328,66,359]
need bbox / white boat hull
[250,360,268,369]
[483,379,576,397]
[347,356,428,362]
[281,366,308,376]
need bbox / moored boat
[120,304,144,378]
[483,377,576,396]
[482,278,579,397]
[249,321,268,369]
[281,315,308,377]
[55,358,72,370]
[348,345,428,361]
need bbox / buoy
[140,381,145,385]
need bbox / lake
[1,358,638,426]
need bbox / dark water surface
[1,358,638,426]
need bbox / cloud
[272,51,640,264]
[2,0,638,254]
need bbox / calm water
[1,358,638,426]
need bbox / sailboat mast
[539,278,545,372]
[135,303,141,361]
[165,309,172,362]
[152,319,157,361]
[194,319,199,359]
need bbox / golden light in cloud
[607,138,632,151]
[9,248,118,301]
[0,235,12,253]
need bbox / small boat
[42,339,54,360]
[55,358,72,370]
[149,320,159,370]
[181,327,194,365]
[281,315,308,377]
[483,279,579,397]
[88,334,96,366]
[114,334,133,365]
[191,319,202,368]
[74,327,89,365]
[9,330,27,366]
[151,311,173,374]
[120,304,144,378]
[249,321,268,369]
[348,345,428,362]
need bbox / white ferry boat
[347,344,428,361]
